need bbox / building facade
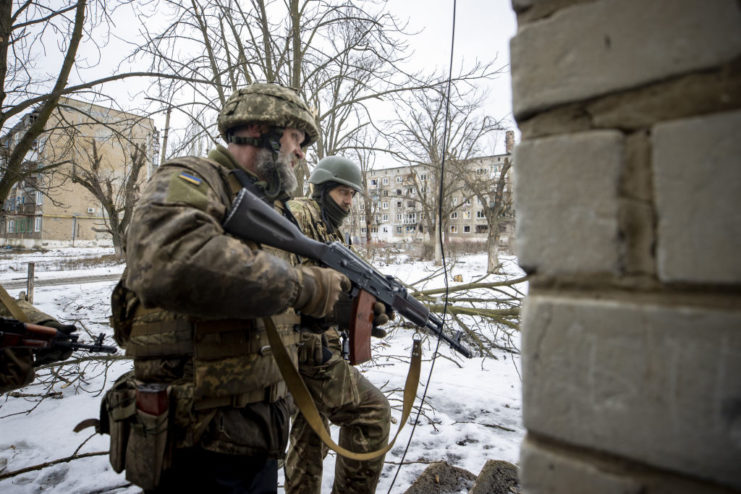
[346,151,514,250]
[1,98,158,248]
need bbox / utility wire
[386,1,457,491]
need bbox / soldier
[120,83,350,493]
[0,285,75,393]
[285,156,392,494]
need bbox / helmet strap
[226,127,284,154]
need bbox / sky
[386,0,518,151]
[12,0,518,171]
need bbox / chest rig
[126,157,300,410]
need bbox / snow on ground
[0,247,123,283]
[0,249,525,494]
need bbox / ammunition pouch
[100,371,173,490]
[109,271,141,348]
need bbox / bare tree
[453,154,513,272]
[131,0,499,170]
[382,87,504,264]
[69,138,147,256]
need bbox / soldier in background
[119,83,349,493]
[285,156,392,494]
[0,285,75,393]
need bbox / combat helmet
[217,83,319,148]
[309,156,363,192]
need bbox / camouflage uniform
[123,145,304,489]
[284,197,390,494]
[0,290,68,393]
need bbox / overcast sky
[65,0,518,157]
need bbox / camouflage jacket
[124,145,302,456]
[287,197,345,251]
[0,294,63,394]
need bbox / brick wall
[511,0,741,492]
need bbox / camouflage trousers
[285,330,390,494]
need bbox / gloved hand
[370,302,395,338]
[294,266,351,319]
[34,324,77,366]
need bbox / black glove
[370,302,395,338]
[34,324,77,366]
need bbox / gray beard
[255,148,298,195]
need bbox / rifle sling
[263,316,421,461]
[0,284,29,323]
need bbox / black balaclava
[312,181,349,232]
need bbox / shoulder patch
[166,170,209,210]
[178,172,203,185]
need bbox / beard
[255,148,298,195]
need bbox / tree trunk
[487,229,500,273]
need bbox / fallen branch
[0,451,107,481]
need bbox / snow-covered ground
[0,248,525,493]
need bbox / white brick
[514,131,621,275]
[521,295,741,488]
[511,0,741,118]
[652,110,741,284]
[520,438,643,494]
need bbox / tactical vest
[123,156,300,410]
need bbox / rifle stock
[222,187,473,358]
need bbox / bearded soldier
[120,83,350,493]
[285,156,392,494]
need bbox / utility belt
[94,312,300,491]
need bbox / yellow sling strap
[0,284,29,322]
[263,317,421,461]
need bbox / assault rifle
[0,317,117,355]
[222,187,473,361]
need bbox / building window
[36,191,43,205]
[420,174,427,181]
[34,216,42,232]
[382,226,388,233]
[396,189,402,195]
[370,179,378,186]
[464,226,471,233]
[361,227,367,233]
[477,210,485,218]
[450,212,458,219]
[382,190,388,196]
[382,177,389,185]
[382,201,388,209]
[396,201,402,207]
[396,214,402,222]
[452,197,458,206]
[396,226,402,233]
[476,225,488,233]
[450,225,457,233]
[464,198,471,206]
[8,220,15,233]
[407,201,415,207]
[464,211,471,219]
[382,214,389,222]
[405,212,416,224]
[396,176,402,183]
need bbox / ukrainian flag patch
[179,172,203,186]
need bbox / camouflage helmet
[217,83,319,147]
[309,156,363,192]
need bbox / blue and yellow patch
[178,172,203,185]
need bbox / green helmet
[217,83,319,147]
[309,156,363,192]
